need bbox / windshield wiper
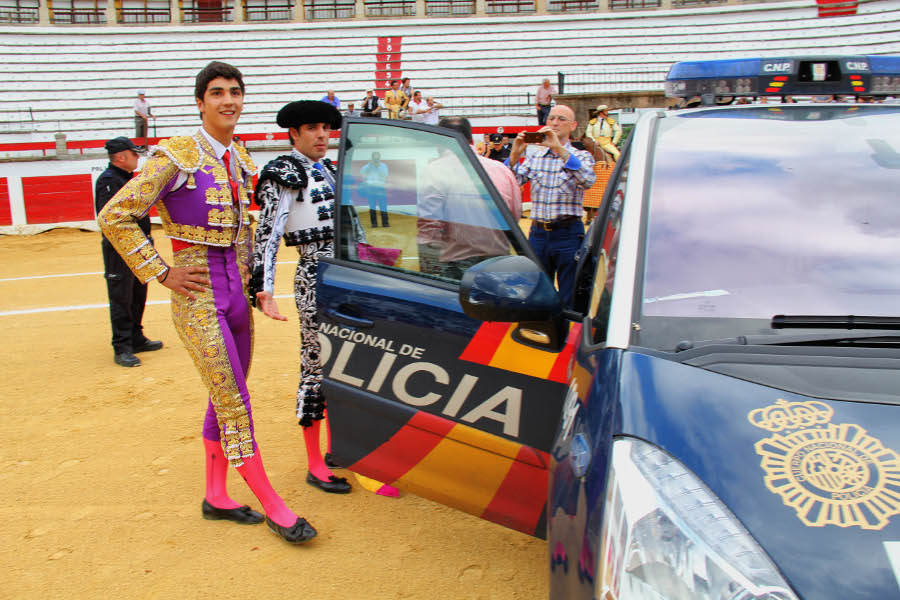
[674,331,900,352]
[772,315,900,330]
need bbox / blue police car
[318,56,900,599]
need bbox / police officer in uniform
[95,136,163,367]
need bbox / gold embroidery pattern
[208,207,236,228]
[205,186,232,206]
[97,151,179,283]
[750,399,900,530]
[156,135,202,172]
[170,244,254,466]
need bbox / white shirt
[133,98,150,118]
[409,99,428,123]
[423,103,439,126]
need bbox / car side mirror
[459,257,566,351]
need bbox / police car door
[318,118,577,537]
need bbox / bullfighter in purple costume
[97,61,316,545]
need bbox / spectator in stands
[360,151,390,227]
[321,89,340,109]
[133,89,154,150]
[507,105,596,307]
[345,103,361,117]
[535,78,557,126]
[401,77,412,100]
[585,105,622,161]
[483,133,510,162]
[98,61,317,545]
[409,91,427,122]
[409,91,442,124]
[385,80,408,120]
[417,116,522,279]
[422,96,443,125]
[95,136,163,368]
[361,89,381,117]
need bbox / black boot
[370,212,379,228]
[381,210,390,227]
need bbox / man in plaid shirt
[506,104,596,307]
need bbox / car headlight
[596,438,797,600]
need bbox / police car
[318,56,900,599]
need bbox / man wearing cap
[483,133,510,162]
[361,89,381,117]
[99,61,317,545]
[95,136,163,368]
[133,89,154,149]
[345,103,361,118]
[250,100,362,496]
[585,105,622,161]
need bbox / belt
[532,215,579,231]
[538,103,552,107]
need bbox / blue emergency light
[665,55,900,99]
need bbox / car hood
[618,350,900,599]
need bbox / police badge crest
[749,399,900,530]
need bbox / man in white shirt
[422,96,443,126]
[133,89,154,149]
[408,91,428,123]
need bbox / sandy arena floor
[0,227,547,600]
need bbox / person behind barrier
[585,104,622,161]
[506,104,596,307]
[361,89,381,117]
[98,61,318,545]
[384,80,408,120]
[483,133,510,162]
[535,78,557,126]
[133,89,155,150]
[95,136,163,368]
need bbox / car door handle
[323,308,374,329]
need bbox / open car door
[317,118,580,537]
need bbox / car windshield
[636,106,900,352]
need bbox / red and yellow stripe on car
[348,321,581,535]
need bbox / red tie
[222,149,239,206]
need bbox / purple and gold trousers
[171,244,256,467]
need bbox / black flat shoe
[201,499,264,524]
[306,471,351,494]
[324,452,344,470]
[114,352,141,367]
[265,516,317,544]
[134,340,163,353]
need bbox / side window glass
[338,122,527,284]
[587,153,629,344]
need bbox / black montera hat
[276,100,342,130]
[104,136,139,154]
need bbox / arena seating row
[0,0,898,144]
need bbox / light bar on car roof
[665,55,900,98]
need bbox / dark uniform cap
[489,133,504,143]
[276,100,342,130]
[104,136,139,153]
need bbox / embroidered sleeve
[96,152,179,283]
[250,179,293,299]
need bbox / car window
[337,122,527,284]
[637,106,900,351]
[586,152,629,344]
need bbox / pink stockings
[204,437,298,528]
[304,419,335,482]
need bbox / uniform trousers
[171,243,257,467]
[102,239,149,354]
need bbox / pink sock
[235,451,299,528]
[304,420,336,481]
[203,437,242,509]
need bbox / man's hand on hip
[160,266,210,300]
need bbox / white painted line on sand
[0,294,294,317]
[0,261,297,283]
